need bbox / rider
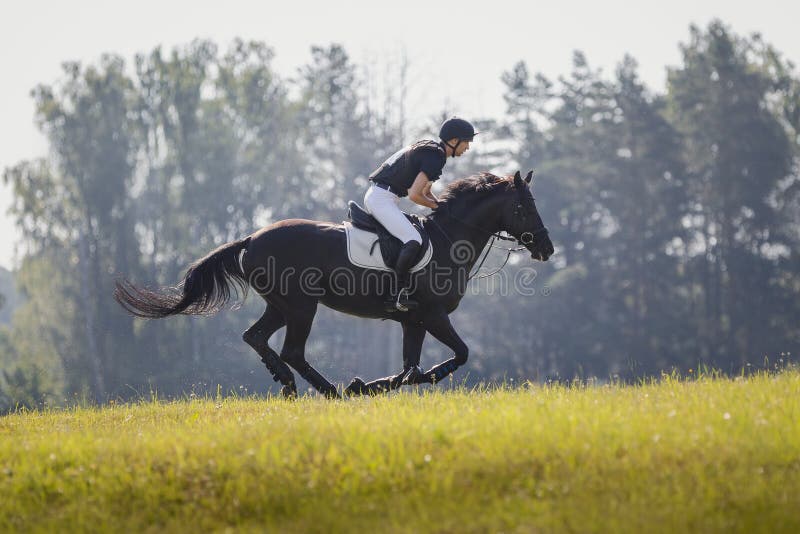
[365,116,478,311]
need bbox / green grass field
[1,370,799,533]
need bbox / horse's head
[433,171,554,261]
[501,170,554,261]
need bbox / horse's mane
[431,172,513,215]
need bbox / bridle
[507,195,550,247]
[428,193,549,280]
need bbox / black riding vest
[369,140,446,197]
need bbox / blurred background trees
[1,21,798,408]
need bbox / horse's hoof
[402,366,432,385]
[281,385,297,399]
[345,377,366,396]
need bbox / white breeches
[364,185,422,244]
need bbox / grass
[1,370,799,533]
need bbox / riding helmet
[439,117,478,141]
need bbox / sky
[1,0,798,269]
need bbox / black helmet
[439,117,478,142]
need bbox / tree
[667,21,795,368]
[5,55,140,400]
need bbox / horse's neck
[429,201,501,268]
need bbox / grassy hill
[1,371,799,533]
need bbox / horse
[114,170,554,398]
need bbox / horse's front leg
[345,322,426,396]
[404,311,468,385]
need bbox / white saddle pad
[343,222,433,272]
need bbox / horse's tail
[114,236,252,319]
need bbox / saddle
[347,201,430,269]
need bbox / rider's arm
[422,180,440,205]
[408,172,439,209]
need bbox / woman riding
[365,116,478,311]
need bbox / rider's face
[447,139,471,157]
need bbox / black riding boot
[386,240,421,312]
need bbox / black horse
[115,171,554,398]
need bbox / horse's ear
[513,170,523,188]
[525,170,533,184]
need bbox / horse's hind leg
[278,301,340,399]
[243,304,297,398]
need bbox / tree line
[1,20,799,409]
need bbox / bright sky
[1,0,798,269]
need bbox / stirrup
[394,287,418,312]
